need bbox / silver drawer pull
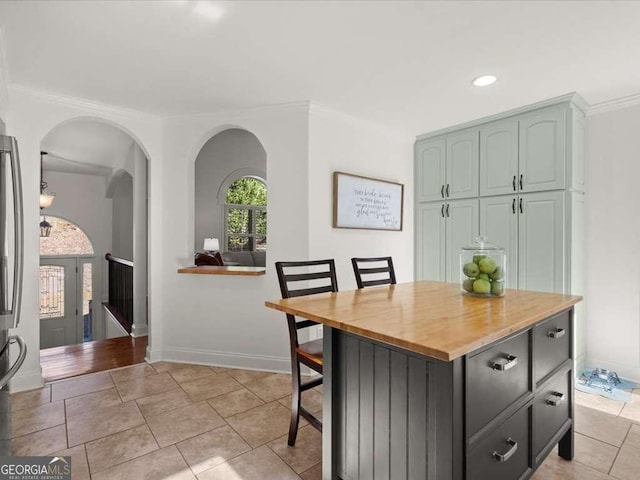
[493,438,518,463]
[546,391,565,406]
[547,328,565,339]
[491,354,518,371]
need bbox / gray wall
[0,117,6,134]
[194,128,266,252]
[112,172,133,260]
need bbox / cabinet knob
[547,328,565,339]
[546,391,565,406]
[491,354,518,371]
[493,438,518,463]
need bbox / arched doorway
[39,216,95,348]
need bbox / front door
[40,257,79,349]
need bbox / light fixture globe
[39,151,55,209]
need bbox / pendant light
[40,216,52,238]
[39,151,55,209]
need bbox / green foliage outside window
[226,178,267,252]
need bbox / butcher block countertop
[265,281,582,361]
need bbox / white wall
[112,171,133,259]
[586,101,640,381]
[308,105,414,292]
[158,104,310,371]
[6,87,163,391]
[194,128,266,253]
[44,170,113,310]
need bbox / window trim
[223,203,266,252]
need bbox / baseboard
[145,346,163,363]
[130,324,148,337]
[157,346,291,374]
[586,357,640,384]
[9,367,44,393]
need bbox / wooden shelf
[177,265,265,276]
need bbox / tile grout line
[606,423,633,476]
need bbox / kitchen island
[265,281,582,480]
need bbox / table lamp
[203,237,220,253]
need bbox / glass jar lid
[462,235,504,252]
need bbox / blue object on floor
[576,368,637,402]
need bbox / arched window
[224,177,267,252]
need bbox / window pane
[83,263,93,342]
[227,208,249,234]
[256,210,267,235]
[40,217,94,255]
[227,236,251,252]
[255,236,267,252]
[226,178,267,206]
[40,266,65,319]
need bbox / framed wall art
[332,171,404,231]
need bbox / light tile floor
[9,362,640,480]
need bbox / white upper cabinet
[479,119,519,196]
[415,138,446,202]
[446,130,479,199]
[416,130,478,202]
[519,105,566,193]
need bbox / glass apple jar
[460,236,506,297]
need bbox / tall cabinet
[415,94,587,369]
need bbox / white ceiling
[1,1,640,136]
[40,119,134,175]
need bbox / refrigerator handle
[9,137,24,329]
[0,335,27,390]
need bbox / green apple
[478,273,490,281]
[491,281,504,296]
[462,278,475,292]
[463,262,480,278]
[479,257,497,274]
[489,266,504,281]
[473,254,486,265]
[473,278,491,294]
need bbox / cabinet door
[445,199,479,283]
[415,138,446,202]
[519,106,566,193]
[446,130,479,199]
[416,203,446,281]
[479,119,519,197]
[518,191,565,293]
[480,196,518,289]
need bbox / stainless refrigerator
[0,135,26,456]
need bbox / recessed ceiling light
[472,75,497,87]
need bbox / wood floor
[40,335,148,383]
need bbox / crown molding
[416,92,587,141]
[586,93,640,116]
[164,100,311,122]
[7,85,161,124]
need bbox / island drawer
[534,310,571,385]
[467,330,531,437]
[467,403,532,480]
[534,368,572,461]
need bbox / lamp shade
[40,193,55,209]
[203,237,220,252]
